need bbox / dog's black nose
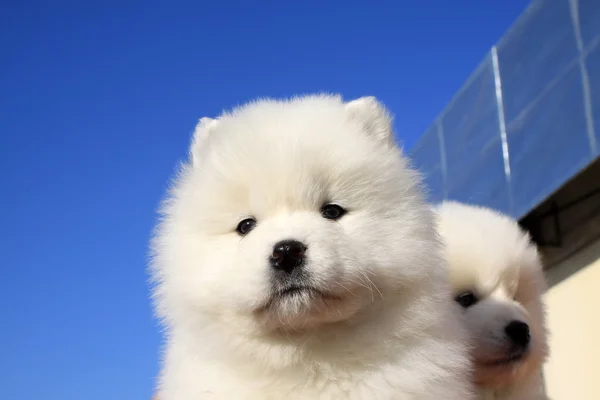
[270,240,307,273]
[505,320,530,348]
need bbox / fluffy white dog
[435,201,549,400]
[150,95,474,399]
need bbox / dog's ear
[189,117,219,166]
[345,96,395,146]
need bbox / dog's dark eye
[455,291,478,308]
[321,204,347,220]
[236,218,257,235]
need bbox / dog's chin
[253,286,353,332]
[475,349,542,388]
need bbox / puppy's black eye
[321,204,347,220]
[236,218,256,236]
[455,291,478,308]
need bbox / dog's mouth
[274,285,341,301]
[276,285,320,298]
[482,350,528,367]
[255,285,341,313]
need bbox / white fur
[150,95,474,399]
[435,201,549,400]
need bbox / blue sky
[0,1,529,399]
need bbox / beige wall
[543,237,600,399]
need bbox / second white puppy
[436,201,549,400]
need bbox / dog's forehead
[203,137,389,210]
[488,284,513,300]
[244,153,381,214]
[470,267,521,300]
[450,263,504,297]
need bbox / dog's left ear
[189,117,220,166]
[345,96,395,147]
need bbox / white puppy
[150,95,474,399]
[435,201,549,400]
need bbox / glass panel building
[409,0,599,220]
[409,1,600,398]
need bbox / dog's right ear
[189,117,219,166]
[345,96,395,147]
